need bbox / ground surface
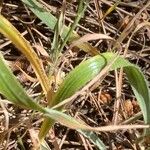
[0,0,150,150]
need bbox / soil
[0,0,150,150]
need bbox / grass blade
[102,0,121,20]
[78,130,106,150]
[43,108,149,131]
[51,0,66,60]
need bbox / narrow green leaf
[51,0,66,59]
[43,108,149,132]
[124,67,150,134]
[0,53,44,111]
[57,0,89,54]
[41,107,148,149]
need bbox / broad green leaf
[38,54,107,139]
[41,52,150,140]
[0,14,50,94]
[52,53,134,106]
[55,53,150,128]
[21,0,99,55]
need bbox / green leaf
[124,67,150,127]
[51,53,132,106]
[0,52,43,111]
[41,52,150,141]
[51,0,66,59]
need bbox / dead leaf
[33,44,52,63]
[71,33,113,48]
[99,91,112,104]
[123,99,133,116]
[16,65,37,83]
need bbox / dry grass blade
[102,0,121,20]
[125,21,150,56]
[44,108,150,132]
[112,68,123,124]
[71,33,113,48]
